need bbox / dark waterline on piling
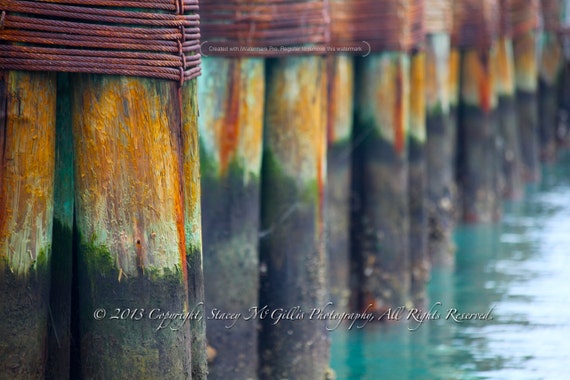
[331,151,570,379]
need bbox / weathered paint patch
[495,37,516,97]
[328,54,354,145]
[410,51,426,143]
[198,57,264,183]
[72,76,188,278]
[425,33,451,114]
[0,71,56,276]
[513,31,538,92]
[356,52,410,154]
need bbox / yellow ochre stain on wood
[327,54,354,145]
[494,37,516,97]
[0,71,56,276]
[72,75,189,278]
[448,48,460,106]
[461,48,497,112]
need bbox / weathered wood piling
[72,75,195,379]
[495,0,524,200]
[0,2,205,378]
[260,55,330,379]
[408,0,429,308]
[197,55,264,378]
[325,53,354,313]
[511,0,541,182]
[539,0,565,161]
[453,0,501,223]
[425,1,456,266]
[0,70,56,378]
[343,0,416,312]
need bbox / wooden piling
[539,0,565,161]
[198,57,264,379]
[409,49,430,307]
[453,0,501,223]
[0,71,57,378]
[259,56,330,379]
[353,52,411,311]
[46,74,74,380]
[426,34,456,266]
[511,0,541,181]
[495,36,525,200]
[457,47,501,222]
[326,54,354,313]
[72,75,195,379]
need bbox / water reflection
[330,152,570,379]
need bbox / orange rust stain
[409,52,426,137]
[0,71,56,274]
[393,61,405,154]
[425,46,439,110]
[219,61,241,175]
[478,53,493,113]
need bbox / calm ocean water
[330,151,570,380]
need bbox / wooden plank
[0,70,57,378]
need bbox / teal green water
[331,151,570,379]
